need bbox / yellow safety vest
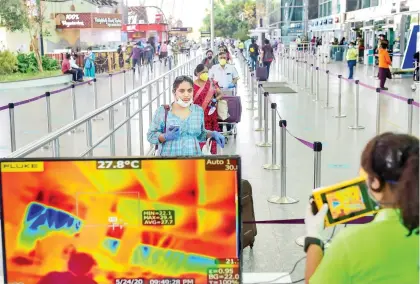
[346,48,358,61]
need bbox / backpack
[263,46,274,62]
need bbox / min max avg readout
[142,210,176,225]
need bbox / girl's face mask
[199,72,209,81]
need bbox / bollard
[45,92,52,134]
[303,61,308,90]
[86,119,93,157]
[349,80,365,130]
[375,88,381,135]
[8,103,16,152]
[287,57,291,79]
[313,67,320,101]
[335,75,346,118]
[256,92,272,147]
[268,120,299,204]
[372,57,376,78]
[322,70,333,109]
[263,103,281,170]
[132,67,135,90]
[123,70,127,94]
[407,98,414,134]
[125,97,132,156]
[292,58,295,82]
[71,84,77,121]
[138,89,144,155]
[313,141,322,188]
[295,59,299,85]
[255,84,264,131]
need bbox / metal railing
[7,55,203,158]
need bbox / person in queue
[209,51,239,89]
[261,39,274,79]
[305,132,419,284]
[346,41,358,80]
[248,38,259,70]
[84,47,96,79]
[193,64,224,154]
[202,50,215,69]
[378,42,392,90]
[147,76,225,156]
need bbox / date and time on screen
[96,159,238,171]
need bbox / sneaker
[380,87,388,91]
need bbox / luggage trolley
[218,87,242,143]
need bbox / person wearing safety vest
[238,41,245,54]
[346,42,358,80]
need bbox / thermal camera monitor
[312,177,379,227]
[0,157,241,284]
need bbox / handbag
[217,100,230,120]
[202,138,213,155]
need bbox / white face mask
[176,97,193,108]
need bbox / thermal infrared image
[0,159,239,284]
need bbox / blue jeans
[250,55,258,70]
[347,60,356,79]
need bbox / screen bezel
[320,181,377,224]
[0,156,242,284]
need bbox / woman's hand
[164,126,180,142]
[211,131,225,148]
[305,201,329,239]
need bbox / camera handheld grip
[310,196,319,215]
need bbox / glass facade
[267,0,305,43]
[319,0,332,17]
[346,0,379,12]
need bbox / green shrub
[0,50,18,75]
[42,56,59,71]
[16,52,38,73]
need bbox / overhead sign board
[55,13,122,29]
[170,27,192,32]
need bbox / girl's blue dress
[84,52,96,78]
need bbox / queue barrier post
[349,80,365,130]
[255,84,264,131]
[322,70,333,109]
[109,102,116,156]
[407,98,414,134]
[375,88,381,135]
[125,96,132,156]
[295,59,299,85]
[313,67,320,102]
[8,103,16,153]
[92,78,103,121]
[335,75,346,118]
[256,92,272,147]
[138,88,144,156]
[70,84,83,133]
[296,141,323,247]
[263,103,280,170]
[42,92,53,150]
[268,119,299,204]
[303,61,308,90]
[86,119,93,157]
[309,64,314,96]
[247,73,257,110]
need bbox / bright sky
[126,0,209,29]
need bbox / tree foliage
[201,0,256,41]
[0,0,48,71]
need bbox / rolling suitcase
[222,96,242,123]
[241,179,257,249]
[256,64,268,81]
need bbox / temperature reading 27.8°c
[97,160,142,170]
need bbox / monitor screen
[0,157,241,284]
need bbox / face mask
[219,59,227,66]
[207,55,212,59]
[199,73,209,81]
[176,97,193,108]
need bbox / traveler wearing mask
[147,76,225,156]
[346,42,358,79]
[202,50,215,69]
[208,52,239,89]
[305,132,419,284]
[193,64,224,154]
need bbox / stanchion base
[246,107,257,110]
[267,195,298,204]
[263,164,281,170]
[334,114,346,118]
[349,125,365,130]
[256,142,272,147]
[93,116,104,121]
[322,105,333,109]
[254,128,264,132]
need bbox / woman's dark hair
[194,64,206,76]
[381,42,388,49]
[65,53,71,59]
[264,39,270,45]
[361,133,419,236]
[206,50,213,55]
[172,75,193,93]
